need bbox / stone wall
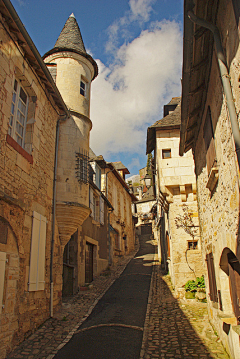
[106,171,135,263]
[193,1,240,358]
[0,15,63,357]
[155,128,203,295]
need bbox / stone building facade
[0,1,68,357]
[101,163,137,264]
[180,1,240,357]
[147,97,204,295]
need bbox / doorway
[85,242,94,283]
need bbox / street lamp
[144,173,152,189]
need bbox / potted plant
[184,279,197,299]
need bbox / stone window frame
[188,240,198,250]
[6,69,37,163]
[89,187,100,223]
[8,78,29,147]
[80,76,88,98]
[162,149,171,159]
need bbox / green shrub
[196,275,205,288]
[184,276,205,292]
[184,280,197,292]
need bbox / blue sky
[11,0,184,177]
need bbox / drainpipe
[50,115,68,317]
[188,11,240,168]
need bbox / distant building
[147,97,203,295]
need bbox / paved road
[54,234,155,359]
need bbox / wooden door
[85,243,93,283]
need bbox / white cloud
[105,0,156,56]
[90,20,182,158]
[16,0,26,5]
[129,0,156,22]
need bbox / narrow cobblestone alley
[141,250,229,359]
[7,236,229,359]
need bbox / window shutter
[228,256,240,324]
[203,107,216,174]
[100,197,104,225]
[89,188,94,217]
[28,212,47,291]
[206,252,218,302]
[0,252,6,314]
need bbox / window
[206,252,218,302]
[28,212,47,291]
[76,151,89,184]
[203,107,216,175]
[188,241,198,250]
[8,79,29,147]
[80,80,86,97]
[113,185,118,213]
[162,149,171,159]
[89,188,101,222]
[100,197,104,225]
[89,162,101,189]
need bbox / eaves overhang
[180,0,216,156]
[180,0,195,156]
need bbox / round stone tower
[43,14,98,245]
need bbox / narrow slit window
[80,80,86,97]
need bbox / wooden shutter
[228,255,240,324]
[0,252,6,314]
[206,252,218,302]
[100,197,104,225]
[89,188,94,217]
[203,107,216,175]
[28,212,47,291]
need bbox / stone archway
[220,247,240,324]
[0,217,20,357]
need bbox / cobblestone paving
[6,248,138,359]
[7,238,230,359]
[140,262,229,359]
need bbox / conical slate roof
[54,13,86,53]
[43,14,98,80]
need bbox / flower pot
[185,291,195,299]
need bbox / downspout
[50,115,68,317]
[188,10,240,168]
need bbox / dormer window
[80,79,86,97]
